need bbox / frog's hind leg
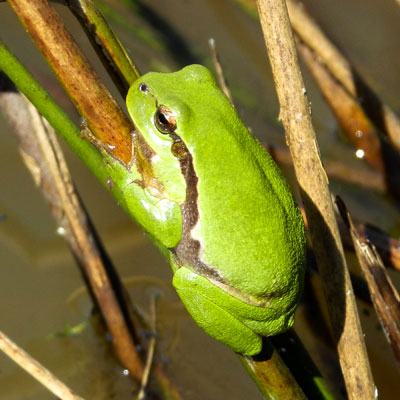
[172,266,262,356]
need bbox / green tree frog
[125,65,306,356]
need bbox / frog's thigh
[172,269,262,356]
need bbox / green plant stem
[0,39,184,399]
[0,40,103,181]
[0,39,135,222]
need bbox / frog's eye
[155,105,176,134]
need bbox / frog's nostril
[139,83,149,93]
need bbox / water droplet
[302,87,307,94]
[57,226,66,236]
[355,149,365,159]
[106,177,114,190]
[79,117,87,128]
[107,144,116,150]
[122,369,129,376]
[355,130,363,138]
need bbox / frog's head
[126,65,222,204]
[127,65,228,157]
[126,65,230,203]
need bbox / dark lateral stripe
[171,135,224,283]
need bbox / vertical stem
[239,339,306,400]
[256,1,375,398]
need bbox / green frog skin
[124,64,306,356]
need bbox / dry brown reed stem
[294,36,400,200]
[336,197,400,368]
[0,87,143,381]
[8,0,133,164]
[351,223,400,273]
[208,38,234,104]
[269,145,384,192]
[296,40,384,172]
[256,0,375,398]
[240,341,307,399]
[137,296,157,400]
[0,330,85,400]
[300,200,400,273]
[287,0,400,152]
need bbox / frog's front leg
[172,266,262,356]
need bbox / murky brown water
[0,0,399,398]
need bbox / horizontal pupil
[158,113,169,126]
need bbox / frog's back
[143,65,305,306]
[193,120,304,301]
[172,67,305,305]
